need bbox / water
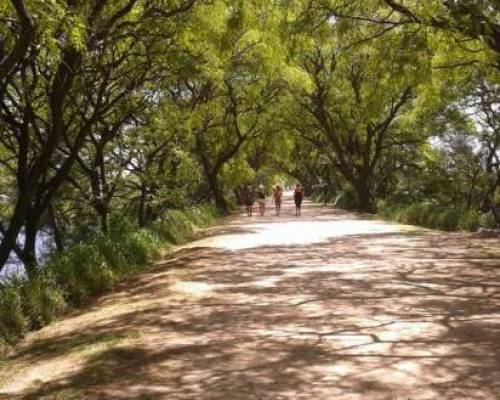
[0,230,54,280]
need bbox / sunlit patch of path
[189,220,400,250]
[1,194,500,400]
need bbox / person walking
[257,185,266,216]
[273,185,283,216]
[294,183,303,216]
[244,185,255,217]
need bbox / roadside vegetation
[378,203,497,232]
[0,205,219,354]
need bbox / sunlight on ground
[191,220,400,251]
[171,281,215,297]
[2,200,499,400]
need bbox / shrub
[0,204,220,350]
[130,230,160,263]
[164,210,195,243]
[151,205,220,244]
[378,202,477,231]
[457,209,481,231]
[50,251,90,305]
[334,189,359,210]
[51,242,112,304]
[401,203,427,225]
[479,211,496,230]
[435,208,461,231]
[0,284,28,343]
[20,276,67,329]
[0,335,7,358]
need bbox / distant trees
[280,0,499,213]
[282,12,425,211]
[167,0,284,211]
[295,50,414,210]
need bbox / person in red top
[294,183,303,216]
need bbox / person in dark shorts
[294,183,303,216]
[244,185,255,216]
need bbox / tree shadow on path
[1,200,500,400]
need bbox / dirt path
[1,195,500,399]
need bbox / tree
[283,19,426,210]
[0,0,199,275]
[0,0,35,81]
[300,0,499,66]
[168,0,285,211]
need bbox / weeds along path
[1,193,500,400]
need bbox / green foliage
[52,242,116,304]
[332,189,361,211]
[20,275,67,329]
[378,202,495,232]
[479,211,497,230]
[150,205,219,244]
[457,209,481,232]
[0,204,220,349]
[0,284,27,344]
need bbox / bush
[379,202,448,231]
[20,276,67,329]
[334,189,360,210]
[0,204,220,350]
[150,205,219,244]
[457,209,481,231]
[51,242,112,304]
[479,211,496,230]
[435,208,461,231]
[0,284,28,343]
[379,202,497,232]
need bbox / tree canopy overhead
[0,0,499,275]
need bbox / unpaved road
[1,195,500,399]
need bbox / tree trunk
[355,181,374,213]
[233,186,246,205]
[208,173,228,213]
[49,205,64,252]
[138,183,147,227]
[0,190,32,272]
[99,208,108,234]
[0,221,23,273]
[23,216,38,279]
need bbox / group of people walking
[243,184,303,217]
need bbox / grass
[377,202,496,232]
[0,204,221,354]
[311,190,496,232]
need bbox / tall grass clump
[0,283,27,344]
[331,189,359,210]
[0,204,220,349]
[479,211,496,230]
[20,274,67,329]
[379,201,492,232]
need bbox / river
[0,230,54,280]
